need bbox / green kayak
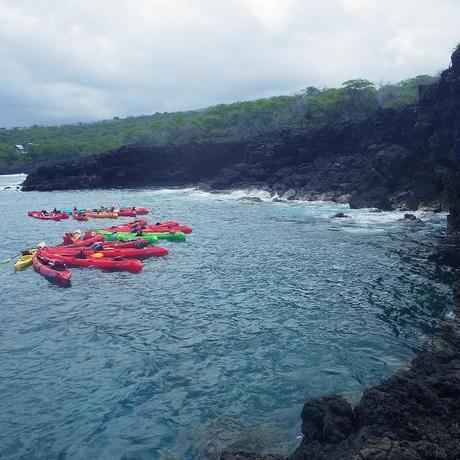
[99,230,159,244]
[98,230,186,243]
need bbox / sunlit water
[0,175,454,459]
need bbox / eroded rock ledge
[222,322,460,460]
[21,48,460,215]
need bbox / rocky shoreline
[20,47,459,214]
[221,320,460,460]
[20,49,460,459]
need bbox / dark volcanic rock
[288,324,460,459]
[237,196,263,203]
[19,83,448,213]
[398,213,422,223]
[21,47,460,217]
[222,324,460,460]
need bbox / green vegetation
[0,74,438,171]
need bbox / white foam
[0,173,27,191]
[147,187,276,202]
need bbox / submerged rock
[398,213,422,223]
[331,212,348,218]
[237,196,263,203]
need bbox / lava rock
[398,213,422,223]
[237,196,263,203]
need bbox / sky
[0,0,459,127]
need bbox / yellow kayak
[14,250,35,270]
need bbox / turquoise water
[0,176,453,459]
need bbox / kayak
[85,211,118,219]
[117,209,137,217]
[54,239,150,251]
[28,211,69,220]
[103,219,148,231]
[45,245,169,259]
[33,254,71,287]
[61,234,105,247]
[39,250,143,272]
[72,212,88,222]
[113,231,186,242]
[102,221,191,234]
[15,251,35,270]
[120,207,149,215]
[99,230,159,244]
[143,224,192,234]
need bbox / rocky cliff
[21,49,460,215]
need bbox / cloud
[0,0,458,127]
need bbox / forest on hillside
[0,74,438,172]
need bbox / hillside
[1,75,437,173]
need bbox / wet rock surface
[222,323,460,460]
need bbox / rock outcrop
[21,48,460,215]
[222,323,460,460]
[22,109,444,211]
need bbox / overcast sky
[0,0,459,127]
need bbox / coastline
[222,315,460,460]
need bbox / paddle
[1,256,17,264]
[1,243,44,264]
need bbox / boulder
[398,213,422,223]
[237,196,263,203]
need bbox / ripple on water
[0,183,454,459]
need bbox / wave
[0,173,27,191]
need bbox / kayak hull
[72,212,88,222]
[15,254,34,270]
[28,211,69,220]
[85,211,118,219]
[46,246,168,259]
[117,209,137,217]
[99,231,160,244]
[63,234,105,247]
[39,250,143,273]
[33,255,71,287]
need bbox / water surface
[0,179,453,459]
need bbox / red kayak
[130,207,149,215]
[39,249,143,273]
[103,219,148,231]
[103,221,192,234]
[53,239,149,250]
[64,234,105,247]
[143,224,192,234]
[117,209,137,217]
[28,211,69,221]
[33,254,71,287]
[72,212,88,222]
[45,245,169,259]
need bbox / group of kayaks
[28,206,149,221]
[15,218,192,287]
